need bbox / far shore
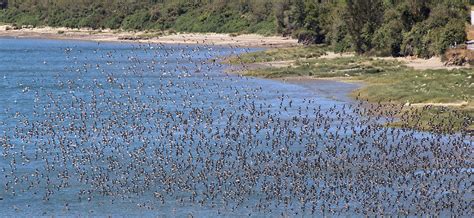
[0,25,298,48]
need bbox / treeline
[0,0,471,57]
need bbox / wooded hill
[0,0,471,57]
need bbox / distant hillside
[0,0,470,58]
[0,0,278,35]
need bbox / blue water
[0,38,472,217]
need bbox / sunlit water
[0,38,471,216]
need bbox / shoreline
[0,25,298,48]
[226,50,472,121]
[2,25,471,131]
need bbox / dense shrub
[330,12,352,53]
[295,29,318,44]
[401,23,431,58]
[102,15,123,29]
[372,21,404,56]
[345,0,384,54]
[436,19,467,54]
[121,10,151,30]
[444,47,474,66]
[401,2,468,58]
[372,9,405,56]
[15,13,40,27]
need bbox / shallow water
[0,38,356,216]
[0,38,472,217]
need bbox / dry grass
[444,47,474,66]
[467,24,474,40]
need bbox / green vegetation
[233,45,473,132]
[238,46,472,106]
[239,50,405,78]
[356,67,473,131]
[0,0,278,35]
[243,57,399,78]
[356,69,473,105]
[234,45,472,102]
[227,45,328,64]
[388,106,473,133]
[0,0,470,58]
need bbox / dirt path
[410,101,471,108]
[382,56,470,70]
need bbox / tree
[296,1,328,44]
[0,0,469,58]
[401,23,430,57]
[372,9,404,56]
[436,19,467,54]
[345,0,384,54]
[401,1,469,58]
[274,0,290,35]
[291,0,305,29]
[330,7,351,53]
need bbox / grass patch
[227,45,329,64]
[354,68,474,132]
[355,69,473,104]
[137,31,164,39]
[387,107,473,133]
[244,56,405,78]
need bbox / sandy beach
[0,25,298,48]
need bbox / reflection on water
[0,38,472,216]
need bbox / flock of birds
[0,40,472,216]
